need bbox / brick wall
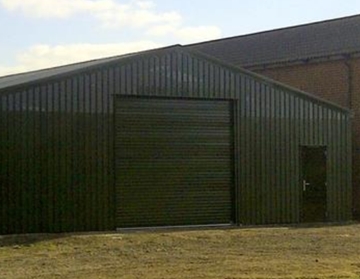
[248,59,360,219]
[253,60,349,107]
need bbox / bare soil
[1,223,360,279]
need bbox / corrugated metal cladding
[0,46,352,234]
[115,97,234,227]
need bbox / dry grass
[1,223,360,279]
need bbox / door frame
[299,145,328,223]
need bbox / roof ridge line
[186,13,360,47]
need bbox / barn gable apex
[0,45,348,114]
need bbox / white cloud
[0,0,221,39]
[0,65,30,77]
[147,24,177,36]
[96,6,182,29]
[0,41,163,76]
[175,26,222,43]
[0,0,223,76]
[147,25,222,43]
[135,0,155,9]
[0,0,90,18]
[0,0,182,28]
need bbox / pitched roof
[187,14,360,67]
[0,43,349,111]
[0,45,181,91]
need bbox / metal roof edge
[0,44,351,114]
[186,14,360,49]
[244,50,360,70]
[0,44,183,93]
[184,47,350,113]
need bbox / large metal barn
[0,45,352,234]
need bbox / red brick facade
[254,60,349,107]
[249,58,360,218]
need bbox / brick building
[188,14,360,219]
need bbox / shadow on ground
[0,233,70,247]
[0,221,359,247]
[287,221,358,230]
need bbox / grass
[1,223,360,278]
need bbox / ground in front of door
[1,223,360,279]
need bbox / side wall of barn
[0,74,115,234]
[252,58,359,219]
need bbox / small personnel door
[300,146,327,223]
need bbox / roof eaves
[0,44,183,93]
[244,49,360,70]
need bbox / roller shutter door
[115,97,234,227]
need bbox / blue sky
[1,0,360,76]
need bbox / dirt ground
[1,223,360,279]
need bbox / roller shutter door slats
[115,97,234,227]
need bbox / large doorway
[300,146,327,223]
[115,97,234,228]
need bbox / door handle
[303,180,310,191]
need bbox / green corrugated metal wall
[0,47,352,234]
[0,81,114,233]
